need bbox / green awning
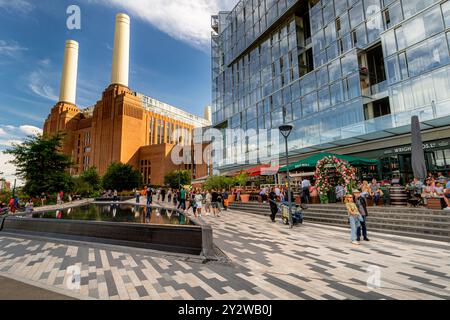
[279,152,379,173]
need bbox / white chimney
[111,13,130,87]
[59,40,79,105]
[204,106,212,122]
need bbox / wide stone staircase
[228,202,450,243]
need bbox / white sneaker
[352,241,361,245]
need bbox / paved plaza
[0,209,449,300]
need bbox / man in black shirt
[269,188,278,223]
[211,190,220,217]
[354,190,370,242]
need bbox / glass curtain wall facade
[212,0,450,170]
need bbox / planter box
[427,198,444,210]
[240,194,250,203]
[228,195,236,203]
[0,217,203,255]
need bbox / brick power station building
[44,14,212,186]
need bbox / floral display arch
[315,156,357,203]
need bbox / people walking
[260,187,268,203]
[135,189,141,204]
[173,190,179,207]
[178,188,187,211]
[40,193,46,207]
[161,189,166,202]
[269,188,278,223]
[8,197,15,213]
[301,178,311,204]
[205,190,212,215]
[222,189,229,211]
[167,189,173,203]
[211,189,221,217]
[146,186,153,205]
[194,191,203,218]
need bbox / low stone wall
[0,207,215,257]
[94,197,134,202]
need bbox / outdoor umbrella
[411,115,427,181]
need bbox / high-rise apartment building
[212,0,450,181]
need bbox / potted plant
[234,173,250,202]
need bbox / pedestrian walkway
[0,207,449,300]
[0,275,75,300]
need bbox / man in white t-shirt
[301,178,311,204]
[275,187,281,198]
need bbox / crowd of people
[135,186,230,219]
[0,196,35,215]
[405,172,450,209]
[0,190,75,215]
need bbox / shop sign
[383,140,450,155]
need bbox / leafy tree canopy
[102,162,142,192]
[80,167,101,192]
[203,175,235,191]
[164,170,192,189]
[4,134,74,196]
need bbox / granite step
[228,202,450,242]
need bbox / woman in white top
[205,191,212,214]
[194,192,203,218]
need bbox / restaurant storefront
[352,139,450,184]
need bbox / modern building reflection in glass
[212,0,450,181]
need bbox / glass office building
[211,0,450,178]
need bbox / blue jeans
[349,216,361,242]
[357,215,368,240]
[147,196,152,205]
[373,193,380,205]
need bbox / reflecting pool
[31,204,192,226]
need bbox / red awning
[245,164,279,177]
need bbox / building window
[149,118,155,145]
[140,160,152,185]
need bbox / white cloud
[0,0,34,13]
[28,70,59,102]
[0,40,28,57]
[92,0,237,51]
[19,125,43,136]
[0,139,22,147]
[38,58,51,67]
[0,124,41,185]
[0,152,18,184]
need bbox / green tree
[204,176,235,191]
[4,134,74,196]
[164,170,192,189]
[102,162,142,192]
[80,167,101,192]
[72,167,101,197]
[72,176,92,197]
[235,173,249,187]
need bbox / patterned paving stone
[0,209,450,300]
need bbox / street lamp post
[279,124,294,229]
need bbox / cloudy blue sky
[0,0,236,182]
